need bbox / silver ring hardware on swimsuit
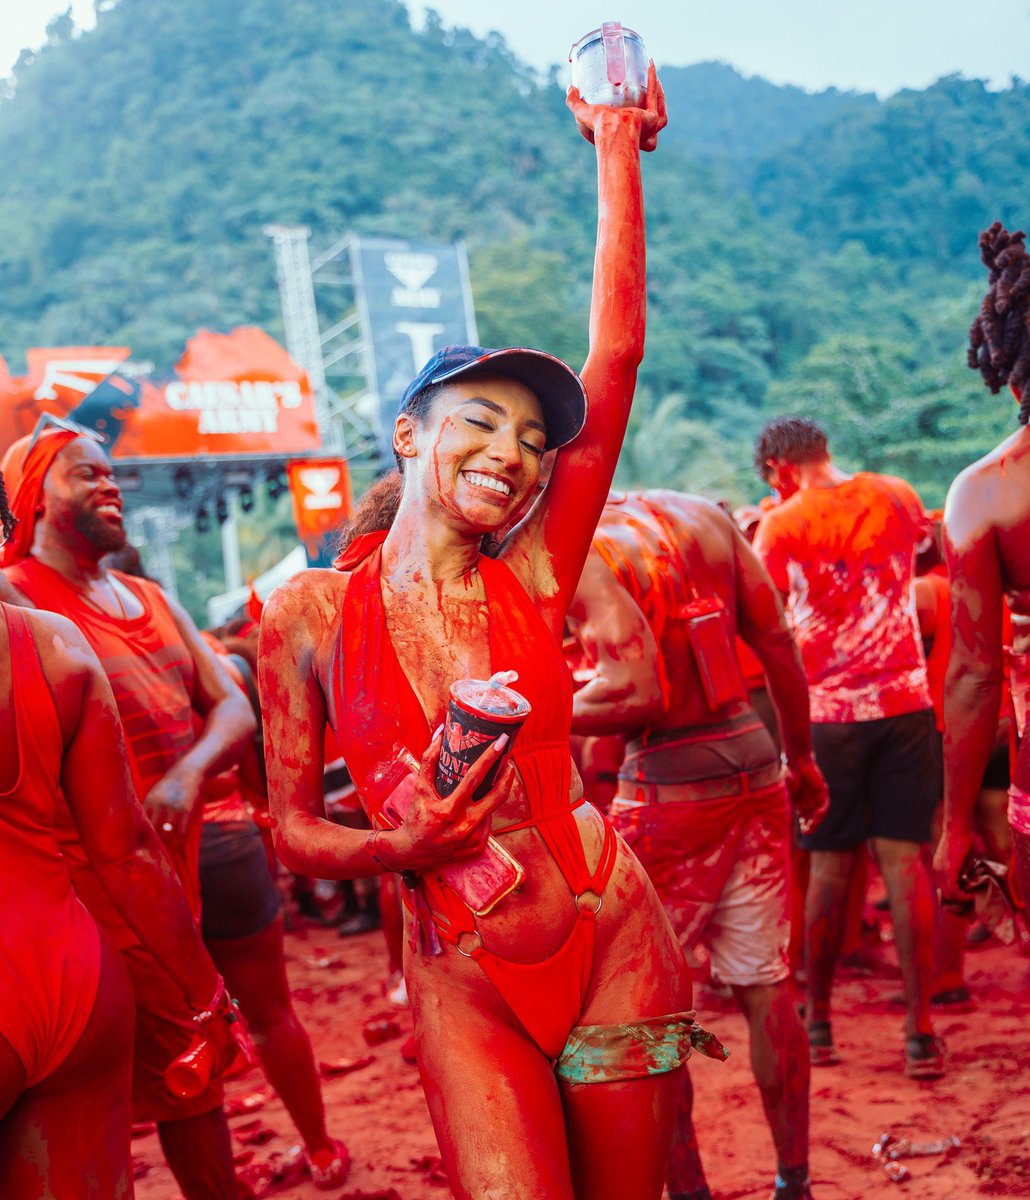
[576,889,603,915]
[456,930,484,958]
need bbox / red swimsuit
[334,532,618,1059]
[0,604,101,1087]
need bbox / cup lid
[451,672,531,718]
[569,23,643,61]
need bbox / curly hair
[338,470,403,552]
[0,469,17,543]
[753,416,829,478]
[968,222,1030,422]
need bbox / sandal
[807,1021,840,1066]
[306,1139,351,1191]
[904,1034,945,1080]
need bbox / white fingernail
[494,733,509,751]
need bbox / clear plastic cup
[435,673,531,801]
[569,22,648,108]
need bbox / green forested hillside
[0,0,1025,523]
[658,60,877,179]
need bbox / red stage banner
[0,328,320,461]
[286,458,354,554]
[0,346,132,451]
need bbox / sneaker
[904,1034,945,1080]
[306,1139,351,1190]
[771,1174,813,1200]
[807,1021,840,1066]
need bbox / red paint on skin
[258,73,693,1200]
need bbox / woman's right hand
[378,728,517,872]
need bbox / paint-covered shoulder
[946,431,1029,521]
[19,606,95,670]
[263,568,346,638]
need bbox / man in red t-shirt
[753,417,943,1079]
[2,428,255,1198]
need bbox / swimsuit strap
[2,605,63,770]
[494,795,587,835]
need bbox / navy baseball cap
[400,345,588,451]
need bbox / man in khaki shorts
[569,489,827,1200]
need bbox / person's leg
[412,963,578,1200]
[839,850,869,959]
[933,888,969,994]
[665,1069,711,1200]
[157,1108,238,1200]
[733,984,809,1175]
[805,720,870,1042]
[562,842,695,1200]
[867,710,940,1046]
[870,837,935,1038]
[120,938,239,1200]
[788,838,809,975]
[562,1065,687,1200]
[0,934,135,1199]
[610,797,719,1199]
[977,786,1013,863]
[707,791,810,1197]
[805,848,858,1029]
[930,802,968,995]
[208,914,334,1156]
[1013,828,1030,920]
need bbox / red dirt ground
[134,921,1030,1200]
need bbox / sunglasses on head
[27,412,108,458]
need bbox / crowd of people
[1,65,1028,1200]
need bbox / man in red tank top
[568,490,828,1200]
[752,417,943,1080]
[2,427,255,1199]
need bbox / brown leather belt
[615,760,784,805]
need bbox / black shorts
[805,708,940,850]
[199,820,282,940]
[981,739,1011,791]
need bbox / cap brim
[435,348,587,451]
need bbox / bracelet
[191,975,227,1025]
[366,828,401,873]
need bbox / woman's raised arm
[511,66,665,629]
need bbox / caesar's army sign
[350,238,478,461]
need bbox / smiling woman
[258,68,714,1200]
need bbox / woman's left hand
[567,61,667,151]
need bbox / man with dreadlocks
[752,417,944,1079]
[936,221,1030,918]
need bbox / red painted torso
[6,557,202,945]
[0,603,101,1086]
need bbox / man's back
[593,490,749,733]
[754,472,931,723]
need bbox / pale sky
[2,0,1028,96]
